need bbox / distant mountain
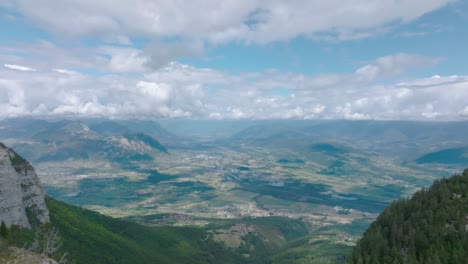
[104,133,168,162]
[33,120,100,142]
[8,120,168,163]
[229,120,468,159]
[0,117,177,141]
[116,119,178,142]
[158,119,258,139]
[0,118,51,138]
[229,123,310,149]
[87,120,132,136]
[121,133,168,153]
[415,147,468,165]
[231,120,468,144]
[348,169,468,263]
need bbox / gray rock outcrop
[0,143,49,228]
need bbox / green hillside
[46,197,245,264]
[43,197,313,264]
[348,169,468,264]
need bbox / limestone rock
[0,143,49,228]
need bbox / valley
[1,118,467,262]
[35,143,410,221]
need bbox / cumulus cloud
[0,1,456,77]
[99,46,149,73]
[1,2,464,121]
[0,55,467,120]
[354,53,442,82]
[136,81,172,102]
[5,0,457,43]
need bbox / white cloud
[54,68,79,74]
[462,106,468,116]
[100,46,149,73]
[0,2,464,121]
[354,53,441,82]
[0,79,26,115]
[297,53,443,90]
[136,81,172,102]
[0,53,467,120]
[1,41,111,73]
[1,41,154,74]
[6,0,457,44]
[4,64,37,71]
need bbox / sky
[1,0,468,120]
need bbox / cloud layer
[1,54,467,120]
[4,0,457,43]
[1,1,466,121]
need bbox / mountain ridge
[4,120,169,164]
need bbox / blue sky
[0,0,467,120]
[185,2,468,76]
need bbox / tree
[41,225,61,257]
[29,224,69,263]
[0,221,7,238]
[348,170,468,263]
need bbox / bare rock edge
[0,143,49,228]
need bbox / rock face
[0,143,49,228]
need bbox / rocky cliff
[0,143,49,228]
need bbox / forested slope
[349,169,468,264]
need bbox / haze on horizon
[1,0,468,121]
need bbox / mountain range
[1,119,169,164]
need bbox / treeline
[349,169,468,264]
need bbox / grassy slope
[46,197,245,264]
[2,196,312,264]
